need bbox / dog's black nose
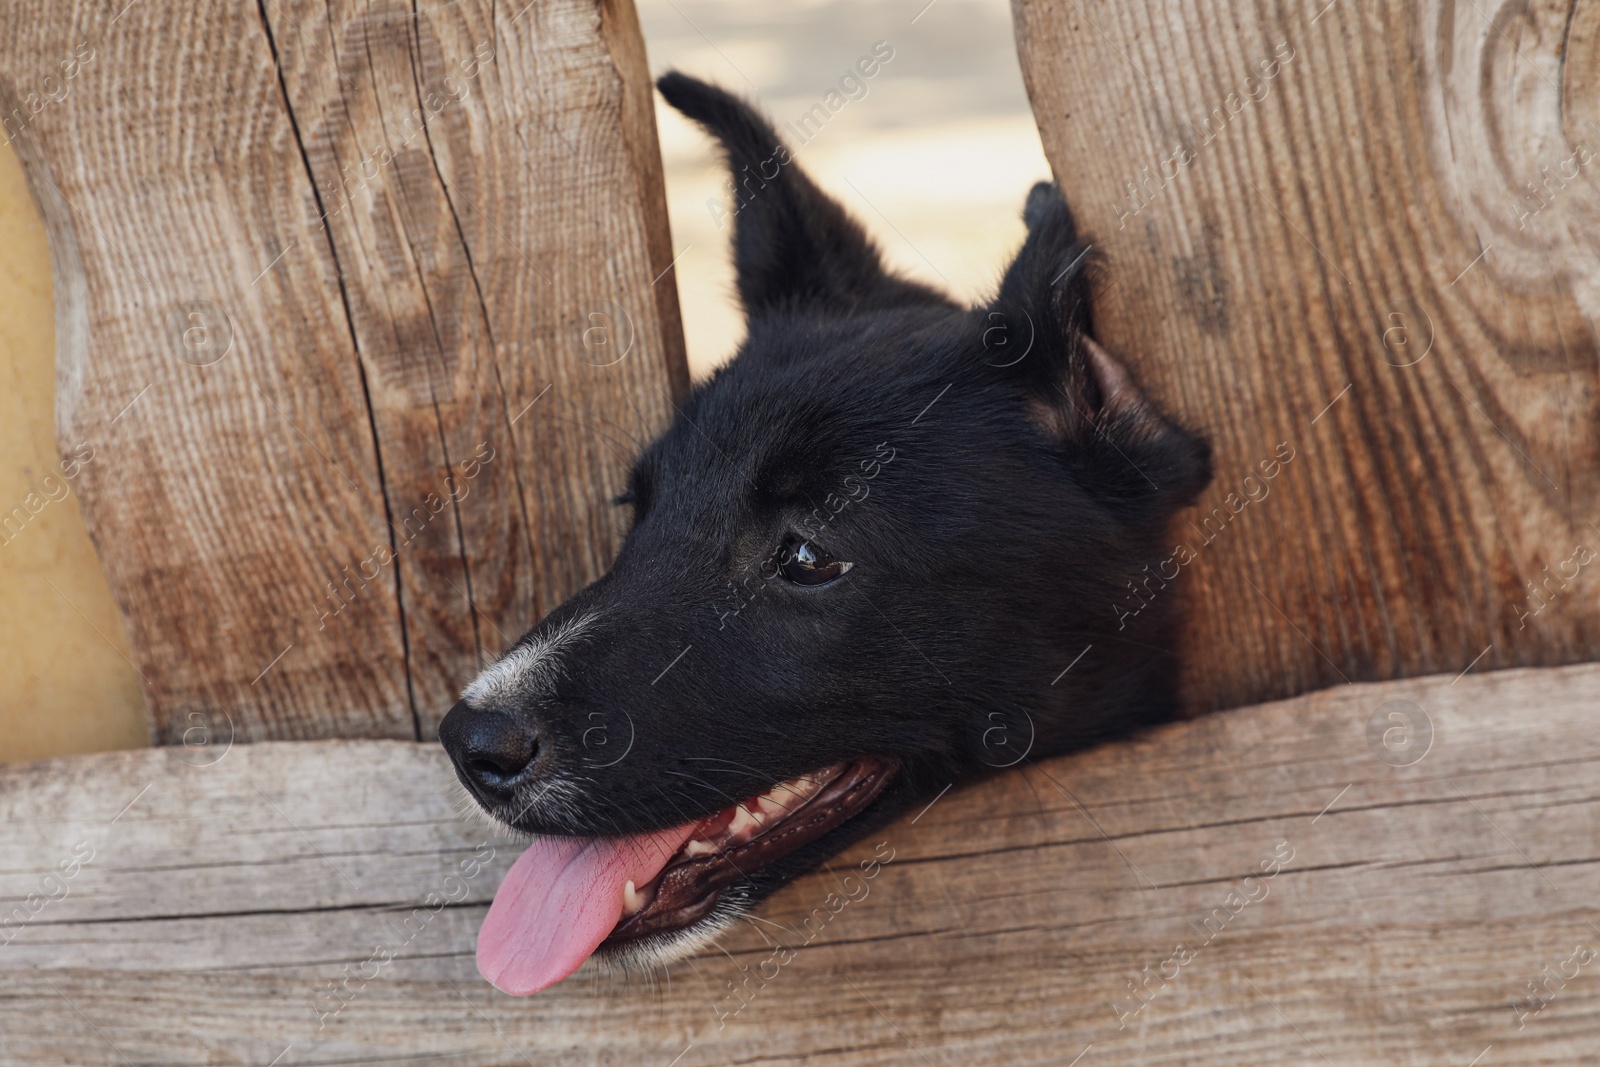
[439,700,539,802]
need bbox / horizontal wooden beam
[3,662,1597,1064]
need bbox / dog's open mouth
[476,757,897,994]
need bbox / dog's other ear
[990,182,1212,515]
[656,72,954,318]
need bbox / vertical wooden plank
[5,2,416,743]
[0,0,687,741]
[1012,0,1599,713]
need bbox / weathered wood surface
[1013,0,1600,714]
[0,0,687,744]
[3,662,1597,1065]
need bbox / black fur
[442,73,1212,953]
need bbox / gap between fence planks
[1012,0,1600,714]
[2,661,1596,1065]
[0,0,688,746]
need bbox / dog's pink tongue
[477,822,700,995]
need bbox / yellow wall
[0,138,148,763]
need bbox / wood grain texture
[0,0,687,744]
[3,663,1598,1065]
[1012,0,1600,714]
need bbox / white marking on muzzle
[462,610,600,707]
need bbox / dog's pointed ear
[988,182,1212,514]
[657,72,953,318]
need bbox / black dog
[439,72,1212,995]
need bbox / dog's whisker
[681,755,778,777]
[663,768,753,809]
[663,769,810,827]
[738,916,777,949]
[742,913,801,943]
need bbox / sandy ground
[637,0,1053,377]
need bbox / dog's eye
[769,537,852,587]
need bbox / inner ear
[1023,337,1138,438]
[1080,336,1173,439]
[1031,334,1213,511]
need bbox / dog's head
[440,73,1212,994]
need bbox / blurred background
[0,0,1048,763]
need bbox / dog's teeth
[726,804,763,838]
[622,879,646,915]
[761,783,803,816]
[680,768,846,862]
